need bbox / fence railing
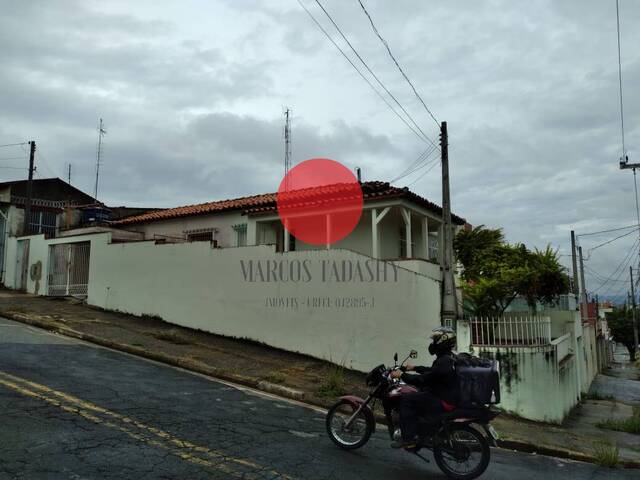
[470,316,552,347]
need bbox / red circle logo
[277,158,363,246]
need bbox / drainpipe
[0,207,8,284]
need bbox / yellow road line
[0,371,293,479]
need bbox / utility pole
[571,230,580,303]
[94,118,106,201]
[630,266,639,353]
[578,246,588,322]
[440,121,459,327]
[22,141,36,235]
[67,164,72,185]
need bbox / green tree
[605,308,637,361]
[454,226,570,316]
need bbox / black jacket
[401,352,459,405]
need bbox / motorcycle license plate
[487,425,500,441]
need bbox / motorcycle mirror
[410,350,418,359]
[394,353,398,364]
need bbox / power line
[312,0,438,149]
[585,227,639,257]
[390,145,438,183]
[0,142,28,148]
[577,223,639,236]
[405,159,440,187]
[590,236,640,293]
[295,0,430,145]
[0,156,27,161]
[356,0,439,127]
[393,153,439,185]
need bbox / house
[0,178,96,285]
[113,181,466,278]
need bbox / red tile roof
[113,181,466,226]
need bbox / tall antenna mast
[284,108,292,191]
[94,118,106,200]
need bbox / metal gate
[47,242,91,296]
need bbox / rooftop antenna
[284,108,292,191]
[94,118,106,201]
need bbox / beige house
[114,181,466,278]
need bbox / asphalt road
[0,316,636,480]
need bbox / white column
[422,217,430,260]
[247,220,258,246]
[400,207,412,258]
[371,207,391,259]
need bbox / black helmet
[428,326,456,355]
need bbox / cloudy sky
[1,0,639,299]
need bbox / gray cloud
[1,0,639,299]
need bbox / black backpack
[454,353,501,407]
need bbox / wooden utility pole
[440,121,459,327]
[578,246,588,322]
[630,266,639,353]
[22,141,36,235]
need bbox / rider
[390,326,460,450]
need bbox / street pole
[578,246,588,322]
[630,266,639,354]
[22,140,36,235]
[571,230,579,303]
[440,121,459,328]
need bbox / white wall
[87,242,442,371]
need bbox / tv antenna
[94,118,106,201]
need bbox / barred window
[27,210,57,237]
[185,228,218,246]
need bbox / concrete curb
[2,311,639,470]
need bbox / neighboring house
[113,181,466,277]
[0,178,96,284]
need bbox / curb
[2,311,640,470]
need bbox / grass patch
[585,391,615,401]
[596,407,640,435]
[153,329,191,345]
[263,372,286,384]
[317,364,346,398]
[592,440,620,468]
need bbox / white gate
[47,242,91,296]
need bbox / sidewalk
[1,290,639,468]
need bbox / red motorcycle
[325,351,501,480]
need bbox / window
[428,235,439,261]
[185,228,218,246]
[233,223,247,247]
[27,210,57,237]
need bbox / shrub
[318,364,346,398]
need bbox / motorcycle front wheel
[325,399,374,450]
[433,424,490,480]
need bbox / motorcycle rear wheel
[325,399,374,450]
[433,424,490,480]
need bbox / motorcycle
[325,350,501,480]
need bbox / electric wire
[390,145,438,183]
[585,227,640,258]
[405,159,440,187]
[577,224,639,237]
[356,0,439,127]
[313,0,438,149]
[296,0,431,145]
[396,154,440,184]
[589,236,640,294]
[0,142,28,148]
